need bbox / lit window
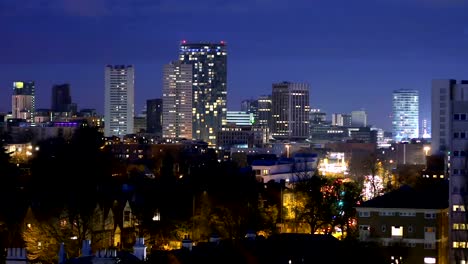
[424,257,436,264]
[391,226,403,237]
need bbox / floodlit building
[392,89,419,142]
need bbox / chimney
[133,237,147,261]
[58,243,67,264]
[182,235,192,251]
[81,240,92,256]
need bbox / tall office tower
[51,83,72,113]
[12,81,35,122]
[257,95,272,128]
[146,98,163,136]
[179,41,227,145]
[432,79,468,264]
[162,61,193,139]
[392,89,419,142]
[104,65,135,137]
[351,110,367,127]
[331,113,352,127]
[271,82,310,140]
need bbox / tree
[22,208,71,264]
[293,174,335,234]
[332,180,363,240]
[0,141,24,229]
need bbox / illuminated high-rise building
[257,95,272,129]
[392,89,419,142]
[162,61,193,139]
[179,41,227,145]
[12,81,35,123]
[104,65,134,137]
[271,82,310,140]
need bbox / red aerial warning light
[181,40,187,44]
[220,40,225,44]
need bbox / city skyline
[1,0,468,131]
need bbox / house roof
[251,160,278,166]
[359,180,449,209]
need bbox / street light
[423,146,431,156]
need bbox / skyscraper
[257,95,272,129]
[104,65,134,137]
[51,83,72,113]
[271,82,310,140]
[12,81,35,123]
[179,41,227,145]
[146,98,163,137]
[392,89,419,142]
[431,79,468,264]
[162,61,193,139]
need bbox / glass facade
[392,89,419,142]
[179,42,227,145]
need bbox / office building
[162,61,193,139]
[331,113,352,127]
[226,111,253,126]
[271,82,310,140]
[146,99,163,137]
[257,95,272,129]
[392,89,419,142]
[11,81,35,123]
[179,41,227,145]
[351,110,367,127]
[104,65,135,137]
[51,84,73,113]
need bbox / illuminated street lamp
[423,146,431,156]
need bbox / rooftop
[359,180,449,209]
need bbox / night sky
[1,0,468,131]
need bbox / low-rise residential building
[252,153,318,183]
[356,181,449,264]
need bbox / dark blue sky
[1,0,468,131]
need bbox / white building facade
[432,79,468,263]
[104,65,135,137]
